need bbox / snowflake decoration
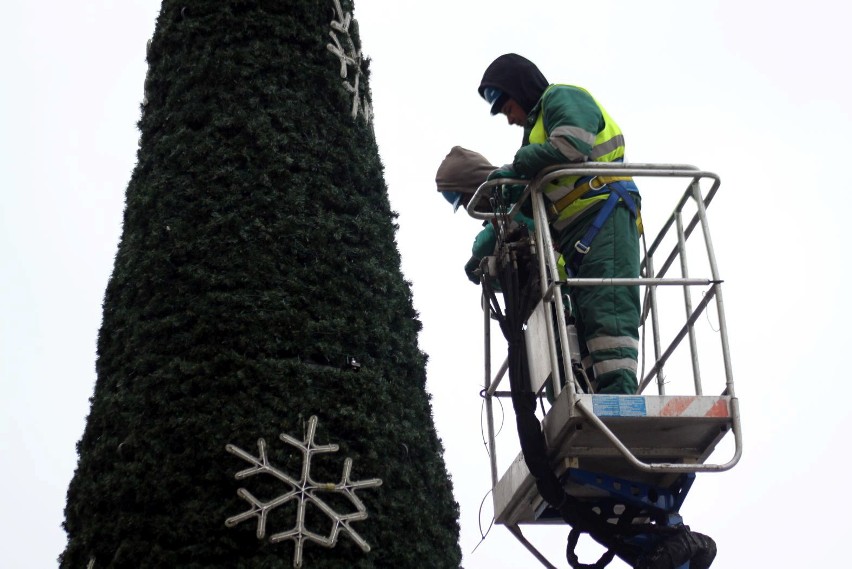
[225,416,382,568]
[326,0,372,122]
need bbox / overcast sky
[3,1,851,567]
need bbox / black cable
[490,214,650,567]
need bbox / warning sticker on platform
[592,396,647,417]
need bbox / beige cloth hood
[435,146,497,197]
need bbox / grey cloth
[435,146,497,199]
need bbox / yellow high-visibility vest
[528,85,629,226]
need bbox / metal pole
[643,250,665,395]
[562,277,714,287]
[486,357,509,397]
[506,525,559,569]
[675,209,703,395]
[689,180,743,468]
[482,291,499,488]
[690,181,737,399]
[530,180,576,404]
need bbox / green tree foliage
[61,1,461,567]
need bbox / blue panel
[592,395,647,416]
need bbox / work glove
[486,167,528,207]
[464,255,482,285]
[502,183,527,204]
[486,167,517,182]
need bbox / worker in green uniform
[478,53,641,395]
[435,146,534,288]
[437,145,585,397]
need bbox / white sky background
[2,1,851,567]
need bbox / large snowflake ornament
[326,0,372,122]
[225,416,382,568]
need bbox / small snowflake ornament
[225,416,382,568]
[326,0,372,122]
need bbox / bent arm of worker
[472,223,497,259]
[464,224,498,285]
[512,86,604,176]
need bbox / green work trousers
[557,204,640,394]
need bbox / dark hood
[478,53,549,115]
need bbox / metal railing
[467,162,741,484]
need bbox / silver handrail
[471,162,741,475]
[575,397,742,473]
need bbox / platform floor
[493,391,733,525]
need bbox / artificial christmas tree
[61,1,461,567]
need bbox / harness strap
[550,175,632,215]
[568,180,641,275]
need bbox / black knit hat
[478,54,549,115]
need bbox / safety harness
[554,174,643,276]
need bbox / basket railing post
[482,291,499,488]
[675,207,703,395]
